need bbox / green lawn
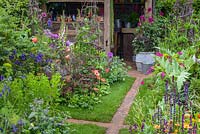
[59,77,135,122]
[124,77,164,125]
[119,128,129,134]
[70,124,106,134]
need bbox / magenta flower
[107,52,113,59]
[155,52,163,57]
[141,81,144,85]
[159,11,164,16]
[146,66,154,74]
[161,72,166,79]
[140,15,145,22]
[41,12,47,18]
[137,22,142,27]
[148,17,154,23]
[177,51,183,55]
[148,8,152,13]
[66,40,73,46]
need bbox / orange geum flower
[92,70,100,77]
[101,78,106,83]
[164,129,169,133]
[93,88,99,92]
[184,123,192,129]
[198,114,200,119]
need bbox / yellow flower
[198,119,200,123]
[3,63,12,68]
[184,113,190,118]
[192,118,196,122]
[175,123,180,127]
[184,123,192,129]
[154,125,160,129]
[174,129,178,133]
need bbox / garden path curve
[67,70,149,134]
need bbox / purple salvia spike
[182,113,185,133]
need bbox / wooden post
[104,0,111,53]
[145,0,153,17]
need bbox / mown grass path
[67,70,149,134]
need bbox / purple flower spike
[0,75,4,81]
[66,40,73,46]
[47,18,52,27]
[12,125,18,133]
[107,52,113,59]
[51,34,59,39]
[20,53,26,61]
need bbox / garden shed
[44,0,153,61]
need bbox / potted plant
[132,15,165,73]
[128,12,139,28]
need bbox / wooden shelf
[114,2,144,5]
[121,28,136,34]
[48,0,104,2]
[52,21,104,24]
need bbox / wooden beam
[104,0,110,53]
[48,0,104,2]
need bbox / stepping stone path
[67,70,149,134]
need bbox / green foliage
[0,0,29,26]
[70,124,106,134]
[132,16,168,54]
[23,99,70,134]
[189,78,200,112]
[155,0,176,15]
[0,73,62,114]
[107,57,128,84]
[154,48,195,91]
[58,77,135,122]
[125,77,165,126]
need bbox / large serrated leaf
[177,71,190,91]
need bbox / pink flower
[137,22,142,27]
[155,52,163,57]
[41,12,47,18]
[161,72,166,79]
[177,51,183,55]
[148,16,154,23]
[146,66,154,74]
[140,15,145,22]
[141,81,145,85]
[148,7,152,13]
[159,11,164,16]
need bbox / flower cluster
[0,84,11,98]
[44,29,59,39]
